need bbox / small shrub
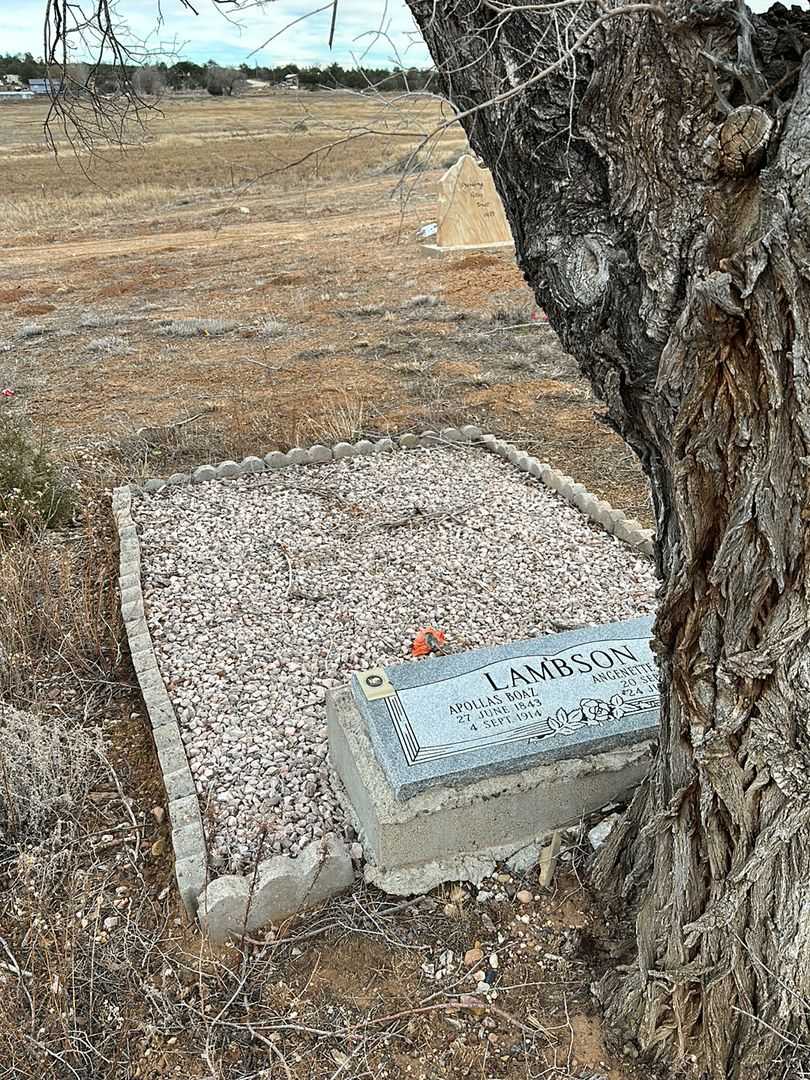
[86,335,129,354]
[259,318,286,338]
[403,294,439,309]
[0,417,75,539]
[491,306,531,326]
[0,703,106,840]
[159,318,239,338]
[15,322,47,340]
[79,311,128,329]
[440,150,463,169]
[381,150,431,175]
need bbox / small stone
[144,478,164,492]
[460,424,483,440]
[374,438,395,452]
[216,460,241,479]
[516,889,532,905]
[350,842,363,862]
[166,473,190,485]
[354,440,374,455]
[287,447,310,465]
[614,516,646,544]
[333,442,356,459]
[103,916,120,931]
[464,947,484,968]
[151,805,165,825]
[588,813,621,849]
[592,500,616,527]
[440,427,463,442]
[489,953,499,969]
[399,433,419,448]
[151,837,167,857]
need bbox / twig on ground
[238,358,274,371]
[135,411,210,434]
[273,541,294,597]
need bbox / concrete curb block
[112,483,208,919]
[479,438,654,558]
[197,835,354,944]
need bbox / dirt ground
[0,91,649,523]
[0,92,656,1080]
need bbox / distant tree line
[0,53,434,95]
[237,62,435,92]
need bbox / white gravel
[134,447,657,872]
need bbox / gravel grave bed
[133,446,657,873]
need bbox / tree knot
[702,106,773,178]
[562,234,611,308]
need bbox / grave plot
[132,444,657,881]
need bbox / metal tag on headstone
[351,615,658,800]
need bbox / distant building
[28,78,63,95]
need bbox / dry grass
[0,505,122,702]
[0,93,465,240]
[0,184,184,237]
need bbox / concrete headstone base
[327,686,653,896]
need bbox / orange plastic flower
[411,628,447,657]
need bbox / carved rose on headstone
[545,694,631,737]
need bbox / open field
[0,91,647,520]
[0,92,653,1080]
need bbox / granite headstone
[352,615,658,799]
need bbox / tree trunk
[406,2,810,1075]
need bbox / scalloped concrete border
[476,434,655,558]
[115,423,654,940]
[112,484,207,918]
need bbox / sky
[0,0,432,69]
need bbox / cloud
[1,0,431,68]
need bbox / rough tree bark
[406,1,810,1076]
